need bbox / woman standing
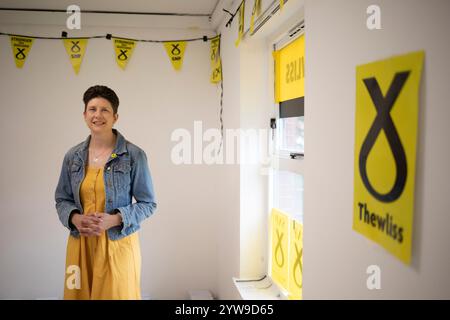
[55,85,157,299]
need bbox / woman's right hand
[71,214,103,237]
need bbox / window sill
[232,276,287,300]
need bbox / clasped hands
[71,212,122,237]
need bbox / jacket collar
[76,129,127,161]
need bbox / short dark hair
[83,85,119,114]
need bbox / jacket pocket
[70,162,82,187]
[113,162,132,191]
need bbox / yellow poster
[63,38,88,74]
[234,2,245,47]
[10,36,34,68]
[164,41,187,71]
[250,0,262,35]
[273,34,305,103]
[211,58,222,84]
[353,51,424,264]
[270,208,289,289]
[288,220,303,300]
[112,37,136,70]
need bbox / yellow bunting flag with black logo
[288,220,303,300]
[235,2,245,47]
[270,208,289,290]
[280,0,284,10]
[10,36,34,68]
[210,36,220,67]
[353,51,424,264]
[63,38,88,74]
[210,36,222,83]
[112,37,136,70]
[250,0,262,34]
[211,58,222,84]
[164,41,187,71]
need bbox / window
[268,23,305,300]
[272,170,304,222]
[277,116,304,154]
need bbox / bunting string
[0,31,216,42]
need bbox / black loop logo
[211,48,217,61]
[293,244,303,288]
[275,230,285,268]
[213,67,220,79]
[359,72,410,202]
[171,44,181,56]
[15,48,26,60]
[70,41,81,53]
[118,49,128,61]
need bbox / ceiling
[0,0,222,16]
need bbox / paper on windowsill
[232,276,286,300]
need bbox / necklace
[90,148,109,162]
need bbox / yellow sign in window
[270,209,289,289]
[273,34,305,103]
[288,220,302,300]
[270,209,303,299]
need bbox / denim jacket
[55,129,157,240]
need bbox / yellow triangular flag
[164,41,187,71]
[63,38,88,74]
[210,36,220,67]
[211,58,222,84]
[10,36,34,69]
[250,0,262,35]
[210,36,222,83]
[112,37,136,70]
[235,2,245,47]
[280,0,284,10]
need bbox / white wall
[238,38,271,279]
[212,6,242,299]
[0,11,222,299]
[304,0,450,298]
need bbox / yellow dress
[64,167,141,300]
